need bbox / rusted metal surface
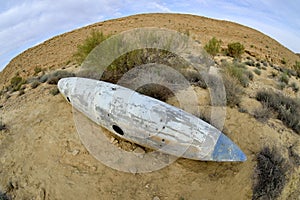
[58,77,246,161]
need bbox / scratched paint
[58,77,246,161]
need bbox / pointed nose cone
[57,78,68,94]
[57,78,75,100]
[212,134,247,162]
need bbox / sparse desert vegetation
[73,30,109,64]
[256,90,300,134]
[223,61,253,87]
[9,75,26,92]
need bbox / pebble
[133,147,146,154]
[37,188,46,200]
[133,147,146,158]
[72,149,80,156]
[153,196,160,200]
[129,167,138,174]
[110,137,115,144]
[112,140,118,145]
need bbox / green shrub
[101,48,189,84]
[281,58,287,65]
[245,70,254,81]
[254,69,261,75]
[289,82,299,93]
[136,84,174,102]
[31,81,40,89]
[279,72,289,85]
[224,62,251,87]
[39,74,50,83]
[34,67,42,75]
[183,70,206,88]
[278,82,286,90]
[253,147,288,200]
[262,61,268,67]
[255,62,261,69]
[293,61,300,77]
[73,30,108,64]
[50,87,60,96]
[10,75,26,91]
[204,37,221,56]
[227,42,244,58]
[47,71,75,85]
[256,90,300,133]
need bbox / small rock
[134,147,146,154]
[37,188,46,200]
[133,147,146,158]
[11,181,18,190]
[110,137,115,144]
[112,139,118,145]
[129,167,138,174]
[72,149,80,156]
[153,196,160,200]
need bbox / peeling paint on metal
[58,77,246,161]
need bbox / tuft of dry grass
[222,73,243,107]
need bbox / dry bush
[223,61,252,87]
[136,84,174,102]
[253,106,272,122]
[47,71,75,85]
[279,72,289,85]
[253,147,288,200]
[256,90,300,134]
[31,81,40,89]
[222,73,243,107]
[49,87,60,96]
[0,191,10,200]
[254,69,261,75]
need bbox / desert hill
[0,13,300,200]
[0,13,299,86]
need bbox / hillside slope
[0,13,299,86]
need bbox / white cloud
[148,2,171,12]
[0,0,123,70]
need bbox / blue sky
[0,0,299,71]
